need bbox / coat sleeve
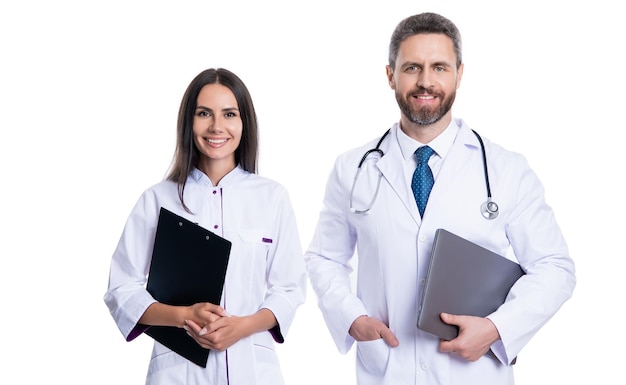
[487,153,576,364]
[260,186,307,343]
[304,156,369,354]
[103,190,159,341]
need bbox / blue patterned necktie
[412,146,435,218]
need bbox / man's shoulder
[336,128,394,160]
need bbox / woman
[104,68,306,385]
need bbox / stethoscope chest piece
[481,199,499,219]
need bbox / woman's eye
[198,110,211,117]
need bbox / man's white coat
[305,119,576,385]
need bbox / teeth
[207,138,227,144]
[417,95,434,100]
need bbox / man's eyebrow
[401,60,453,67]
[431,60,454,67]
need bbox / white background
[1,1,623,383]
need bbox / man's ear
[386,65,396,89]
[456,62,464,89]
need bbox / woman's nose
[208,116,224,133]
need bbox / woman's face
[192,83,243,171]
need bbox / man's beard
[395,88,456,126]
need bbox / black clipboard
[417,229,525,342]
[144,207,231,367]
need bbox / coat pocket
[146,342,187,384]
[237,229,274,245]
[356,338,391,375]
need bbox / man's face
[387,33,463,126]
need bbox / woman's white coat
[105,167,306,385]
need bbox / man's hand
[438,312,500,361]
[349,315,399,347]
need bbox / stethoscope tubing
[352,127,499,219]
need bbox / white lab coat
[104,167,307,385]
[305,119,576,385]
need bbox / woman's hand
[184,315,249,351]
[186,302,230,326]
[183,308,277,351]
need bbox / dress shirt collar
[397,118,460,161]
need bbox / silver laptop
[417,228,525,341]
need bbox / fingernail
[199,327,207,336]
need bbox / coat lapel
[376,125,422,225]
[375,123,481,225]
[426,124,481,214]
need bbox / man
[304,12,576,385]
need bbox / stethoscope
[349,128,499,219]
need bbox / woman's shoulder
[143,179,179,194]
[240,172,288,193]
